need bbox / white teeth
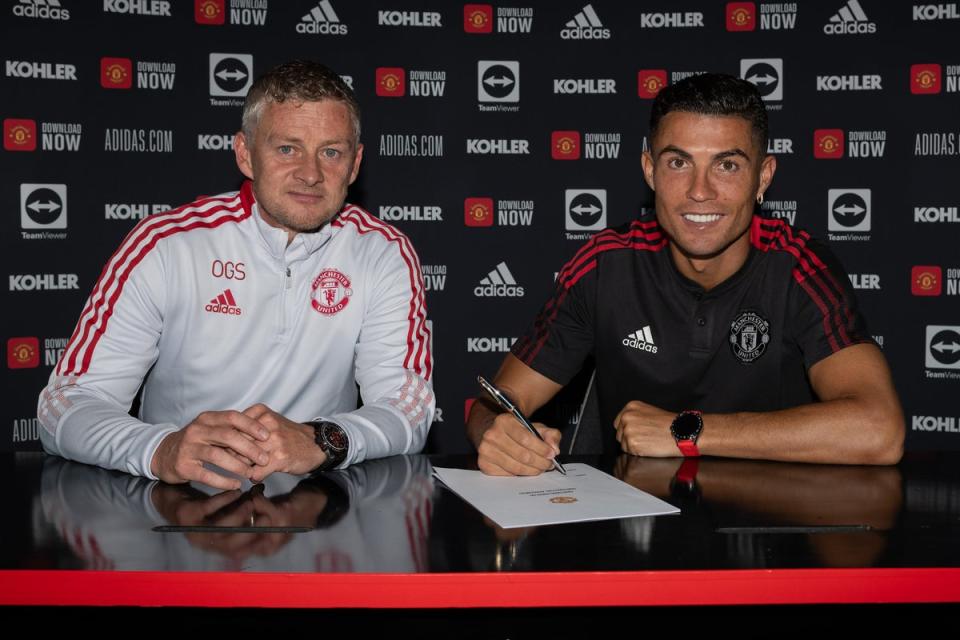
[683,214,721,223]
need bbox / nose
[686,166,717,202]
[293,154,324,186]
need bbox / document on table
[433,463,679,529]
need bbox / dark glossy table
[3,451,960,611]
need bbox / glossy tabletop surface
[4,451,960,606]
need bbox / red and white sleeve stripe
[57,193,250,377]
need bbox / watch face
[321,423,348,452]
[671,412,702,440]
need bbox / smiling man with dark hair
[468,73,904,475]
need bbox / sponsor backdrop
[3,0,959,455]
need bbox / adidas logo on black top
[623,326,658,353]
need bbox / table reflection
[27,452,960,575]
[35,455,435,572]
[614,455,903,568]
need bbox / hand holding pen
[478,376,567,475]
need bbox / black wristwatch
[305,421,349,471]
[670,410,703,457]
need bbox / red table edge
[2,568,959,607]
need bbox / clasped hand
[151,403,325,490]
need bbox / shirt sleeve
[37,226,178,479]
[511,243,598,386]
[786,237,875,370]
[317,230,435,467]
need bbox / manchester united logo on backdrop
[311,269,353,316]
[729,311,770,364]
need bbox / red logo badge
[4,118,37,151]
[311,269,353,315]
[376,67,406,97]
[101,57,133,89]
[195,0,225,24]
[814,129,845,159]
[551,131,581,160]
[205,289,243,315]
[912,266,942,296]
[726,2,756,31]
[464,4,493,32]
[911,63,942,94]
[464,198,494,227]
[8,337,39,369]
[638,70,667,99]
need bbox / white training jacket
[38,182,434,478]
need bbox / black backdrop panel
[3,1,959,454]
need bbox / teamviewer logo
[210,53,253,96]
[741,58,782,101]
[927,326,960,370]
[478,61,519,103]
[565,189,606,230]
[828,189,870,231]
[21,184,67,229]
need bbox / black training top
[512,215,873,430]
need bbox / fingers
[249,459,280,484]
[242,403,272,422]
[188,411,272,466]
[155,411,278,488]
[185,464,244,491]
[200,444,263,481]
[477,415,560,476]
[198,410,271,444]
[539,425,562,454]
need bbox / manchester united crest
[729,311,770,364]
[310,269,353,316]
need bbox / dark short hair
[649,73,768,153]
[241,60,361,144]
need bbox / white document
[433,463,679,529]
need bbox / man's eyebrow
[656,146,753,162]
[264,133,352,147]
[264,133,304,145]
[656,145,691,159]
[716,148,752,162]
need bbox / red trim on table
[3,569,960,607]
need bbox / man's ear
[641,150,656,191]
[234,131,254,180]
[758,153,777,197]
[348,143,364,185]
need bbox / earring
[756,193,764,205]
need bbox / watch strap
[676,439,701,457]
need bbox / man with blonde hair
[40,60,434,489]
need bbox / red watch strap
[675,458,700,483]
[676,439,700,457]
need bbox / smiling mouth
[682,213,722,223]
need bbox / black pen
[477,375,567,475]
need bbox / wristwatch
[670,410,703,457]
[305,421,349,471]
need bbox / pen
[477,375,567,475]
